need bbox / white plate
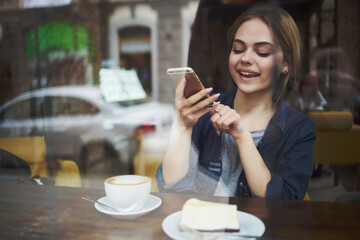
[162,210,265,240]
[95,195,162,220]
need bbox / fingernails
[216,130,221,136]
[204,87,213,94]
[212,93,220,99]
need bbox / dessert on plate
[179,198,240,232]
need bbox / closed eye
[232,49,244,54]
[257,52,271,57]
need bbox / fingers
[176,78,217,108]
[210,104,240,136]
[191,92,220,111]
[175,79,220,128]
[187,88,213,106]
[211,104,230,135]
[175,78,187,102]
[179,93,220,127]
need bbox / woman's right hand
[175,78,220,128]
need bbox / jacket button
[239,182,243,186]
[243,192,247,196]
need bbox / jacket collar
[266,99,286,134]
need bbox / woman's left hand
[210,104,247,140]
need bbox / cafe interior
[0,0,359,239]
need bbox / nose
[240,50,254,65]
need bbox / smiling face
[229,18,287,100]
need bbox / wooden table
[0,183,359,240]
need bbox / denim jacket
[157,89,316,200]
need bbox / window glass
[1,98,36,120]
[0,0,358,214]
[51,96,99,116]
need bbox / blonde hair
[228,3,302,103]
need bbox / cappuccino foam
[105,176,150,186]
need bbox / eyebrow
[233,39,275,48]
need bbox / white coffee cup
[104,175,151,212]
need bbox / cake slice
[180,198,240,232]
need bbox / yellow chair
[133,150,163,192]
[303,192,310,201]
[308,111,354,131]
[133,134,169,192]
[0,136,81,187]
[309,111,360,190]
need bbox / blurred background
[0,0,359,200]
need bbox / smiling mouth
[239,71,260,77]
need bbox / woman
[156,3,316,200]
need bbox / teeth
[240,71,259,77]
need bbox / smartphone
[167,67,205,98]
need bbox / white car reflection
[0,85,174,185]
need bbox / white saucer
[95,195,162,220]
[162,210,265,240]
